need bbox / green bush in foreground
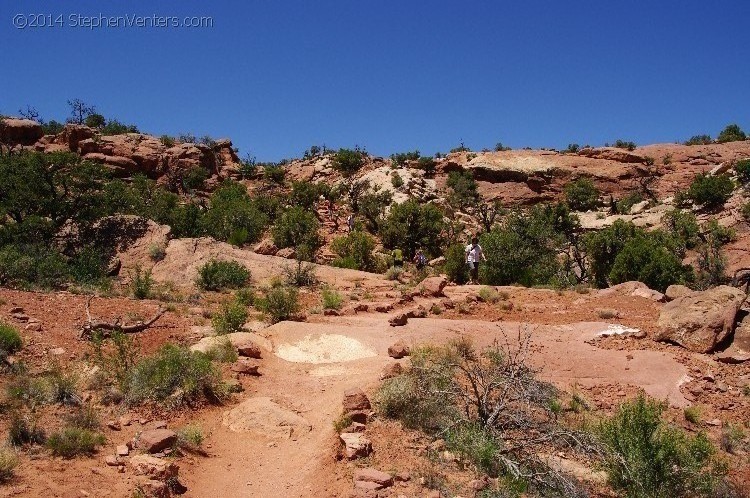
[212,300,248,334]
[197,259,251,291]
[321,288,344,310]
[0,322,22,357]
[598,395,727,498]
[123,344,221,406]
[257,285,299,323]
[564,177,600,211]
[46,427,105,458]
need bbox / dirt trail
[183,315,690,497]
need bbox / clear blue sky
[2,1,748,161]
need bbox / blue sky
[2,1,748,161]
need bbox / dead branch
[79,296,166,339]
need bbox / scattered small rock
[116,445,129,457]
[379,362,403,380]
[340,432,372,460]
[353,468,393,490]
[388,341,410,359]
[136,429,178,454]
[342,388,371,412]
[389,314,408,327]
[231,359,260,376]
[236,341,262,359]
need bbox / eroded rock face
[0,118,43,145]
[655,285,747,353]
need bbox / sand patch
[275,334,376,364]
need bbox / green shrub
[289,181,329,209]
[197,259,251,291]
[205,337,238,363]
[418,156,436,176]
[585,220,642,288]
[263,164,286,184]
[48,365,79,405]
[684,135,713,146]
[0,446,19,482]
[494,142,511,152]
[272,206,322,255]
[130,266,153,299]
[331,231,377,271]
[565,143,580,153]
[564,178,600,211]
[321,288,344,310]
[477,287,500,303]
[684,406,701,424]
[390,150,420,167]
[446,171,480,209]
[716,123,746,144]
[66,405,100,430]
[201,181,268,245]
[734,159,750,184]
[100,119,138,136]
[69,246,108,285]
[0,322,22,358]
[160,135,176,147]
[332,148,365,175]
[46,427,105,458]
[283,260,318,287]
[443,243,469,284]
[615,192,644,214]
[123,344,222,406]
[390,171,404,188]
[614,139,636,151]
[695,241,728,290]
[148,243,166,262]
[687,173,734,209]
[182,166,209,191]
[357,189,393,232]
[6,372,50,408]
[742,201,750,221]
[258,285,299,323]
[379,200,445,259]
[212,301,248,334]
[235,287,255,307]
[662,209,700,249]
[0,245,69,290]
[598,395,726,498]
[8,413,46,446]
[177,424,204,450]
[446,422,501,475]
[609,235,693,292]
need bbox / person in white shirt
[464,236,486,284]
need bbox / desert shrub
[734,158,750,184]
[478,287,500,303]
[446,171,480,210]
[205,337,238,363]
[8,413,46,446]
[6,372,50,408]
[272,206,322,256]
[379,200,445,259]
[385,266,402,281]
[41,120,65,135]
[614,139,636,151]
[182,166,209,191]
[687,173,734,209]
[443,243,470,284]
[418,156,436,176]
[609,235,693,292]
[390,150,420,167]
[177,425,204,452]
[331,231,377,271]
[479,207,566,286]
[0,322,22,358]
[0,446,18,482]
[283,260,318,287]
[148,243,166,262]
[66,405,100,430]
[742,201,750,221]
[565,143,580,153]
[598,395,727,498]
[450,143,470,153]
[201,181,268,245]
[47,365,79,405]
[123,344,221,406]
[212,301,248,334]
[197,259,250,291]
[376,336,587,496]
[564,178,600,211]
[257,285,299,323]
[0,245,69,290]
[357,189,393,232]
[100,119,138,135]
[684,406,701,424]
[69,246,109,286]
[262,163,286,184]
[716,123,746,144]
[695,225,729,290]
[720,424,745,454]
[160,135,176,147]
[332,148,365,175]
[662,209,700,249]
[494,142,511,152]
[390,171,404,188]
[684,135,713,146]
[615,192,644,214]
[130,266,153,299]
[321,288,344,310]
[333,413,353,433]
[585,220,642,288]
[46,427,105,458]
[90,330,139,392]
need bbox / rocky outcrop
[342,388,371,412]
[418,276,448,297]
[655,286,747,353]
[578,147,645,164]
[0,117,43,145]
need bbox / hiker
[391,247,404,268]
[347,213,355,233]
[464,236,486,284]
[413,248,427,270]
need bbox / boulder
[418,276,448,297]
[231,359,260,375]
[406,306,428,319]
[136,429,177,453]
[340,432,372,460]
[138,479,169,498]
[599,281,666,302]
[731,315,750,352]
[0,118,43,145]
[236,341,262,358]
[129,454,179,480]
[342,388,371,412]
[655,285,747,353]
[276,247,297,259]
[388,341,410,359]
[389,313,408,327]
[254,238,278,256]
[380,362,403,380]
[353,468,393,490]
[665,284,694,301]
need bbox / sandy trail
[183,316,689,497]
